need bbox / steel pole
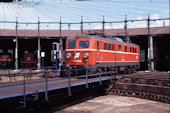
[37,17,41,70]
[81,16,83,35]
[150,36,154,70]
[23,74,26,107]
[102,16,105,36]
[45,72,48,101]
[68,68,72,96]
[147,14,151,71]
[86,69,88,88]
[124,15,127,42]
[99,69,102,85]
[15,17,18,70]
[59,17,63,71]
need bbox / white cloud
[151,14,160,19]
[112,24,124,29]
[162,10,170,14]
[93,14,169,29]
[150,14,169,27]
[94,25,111,29]
[136,16,143,20]
[128,21,147,28]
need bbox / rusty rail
[107,71,170,103]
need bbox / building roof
[0,27,169,38]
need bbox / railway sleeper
[114,82,170,96]
[106,88,169,103]
[119,78,169,87]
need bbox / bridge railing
[0,67,117,107]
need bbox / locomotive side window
[119,45,122,51]
[97,41,99,50]
[112,44,115,50]
[104,43,107,49]
[130,47,132,52]
[133,47,135,53]
[108,44,111,50]
[135,48,137,53]
[79,41,89,48]
[125,46,127,52]
[68,40,76,49]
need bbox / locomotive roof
[67,35,139,47]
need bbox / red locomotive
[0,54,12,68]
[65,36,140,75]
[21,52,37,68]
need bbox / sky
[0,0,169,29]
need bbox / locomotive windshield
[68,40,76,49]
[79,41,89,48]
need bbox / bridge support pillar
[15,37,18,70]
[148,36,154,71]
[37,37,41,70]
[59,38,63,71]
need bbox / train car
[65,35,140,75]
[0,54,12,68]
[21,52,37,68]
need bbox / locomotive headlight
[66,53,71,59]
[83,53,88,59]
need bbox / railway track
[107,71,170,103]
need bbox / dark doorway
[0,38,15,68]
[131,36,148,70]
[154,36,170,71]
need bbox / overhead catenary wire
[43,1,137,22]
[42,0,168,21]
[0,0,168,22]
[13,0,149,23]
[0,17,169,25]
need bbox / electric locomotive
[20,52,37,68]
[0,54,12,68]
[65,35,140,75]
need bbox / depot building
[0,27,169,71]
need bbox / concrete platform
[54,95,169,113]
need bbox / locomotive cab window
[68,40,76,49]
[119,45,122,51]
[79,41,89,48]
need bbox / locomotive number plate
[73,60,82,62]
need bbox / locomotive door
[96,41,100,61]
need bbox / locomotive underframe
[65,61,140,76]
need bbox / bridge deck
[0,76,112,100]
